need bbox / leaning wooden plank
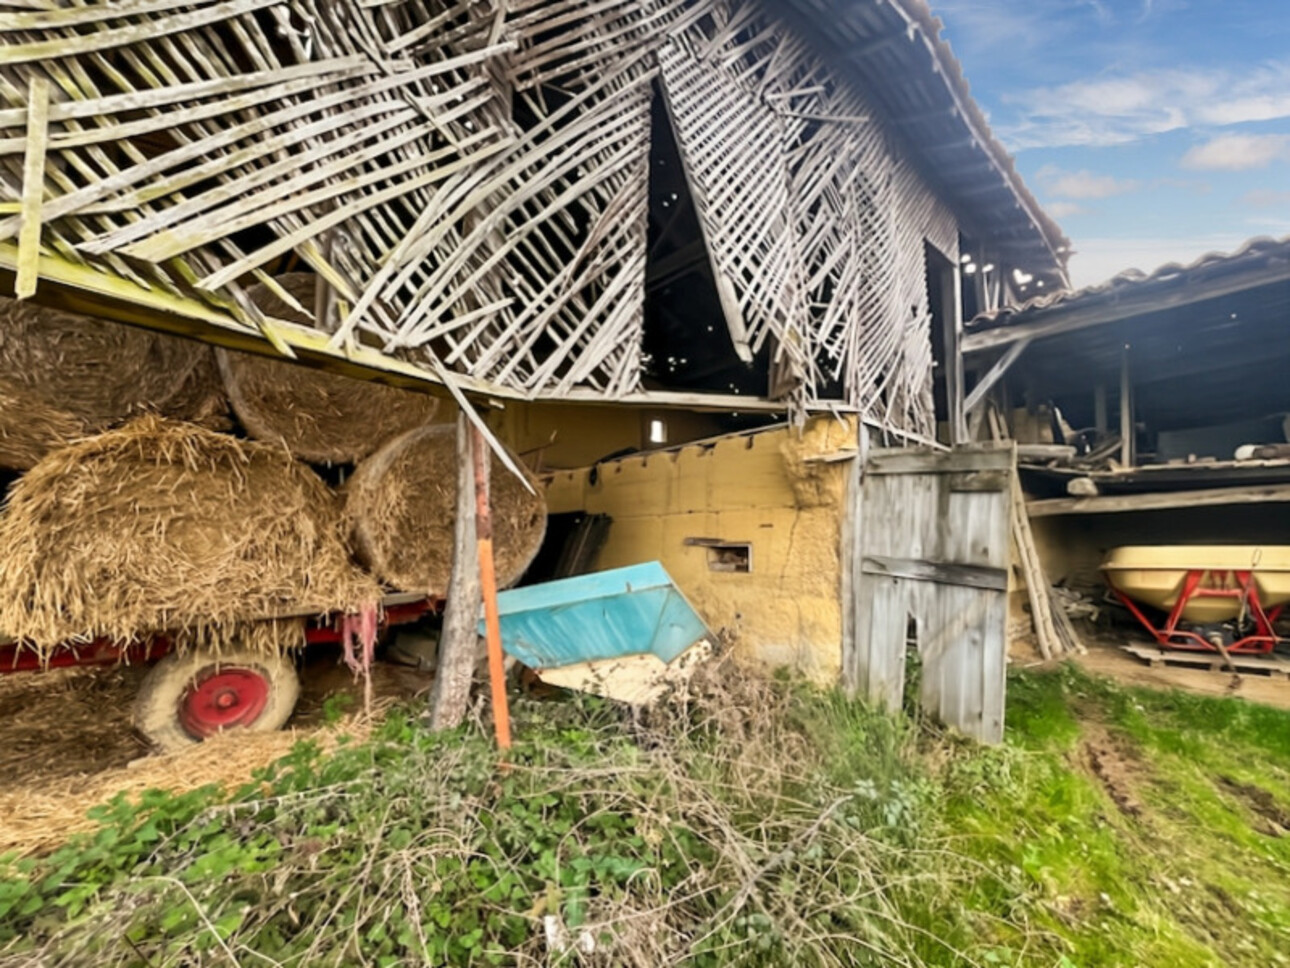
[0,0,229,30]
[0,0,284,64]
[988,408,1061,659]
[1027,484,1290,517]
[14,75,48,298]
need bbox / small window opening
[648,418,668,445]
[706,543,751,573]
[684,537,752,572]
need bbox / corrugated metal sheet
[773,0,1070,284]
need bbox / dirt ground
[1057,626,1290,712]
[0,647,433,786]
[0,649,434,856]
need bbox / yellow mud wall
[545,417,856,681]
[489,402,724,470]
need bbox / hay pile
[219,273,440,464]
[0,416,379,653]
[0,656,420,857]
[0,382,86,470]
[0,295,228,433]
[346,424,547,595]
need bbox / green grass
[939,665,1290,967]
[5,663,1290,966]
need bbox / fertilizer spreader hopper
[1102,545,1290,655]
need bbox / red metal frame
[0,597,440,675]
[0,637,170,673]
[1115,568,1284,655]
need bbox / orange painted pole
[472,425,512,750]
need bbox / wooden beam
[962,260,1290,355]
[964,337,1030,415]
[867,443,1013,476]
[861,554,1008,593]
[15,77,49,299]
[1093,383,1107,434]
[1027,483,1290,517]
[941,260,967,443]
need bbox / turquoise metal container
[482,562,710,670]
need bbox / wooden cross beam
[963,337,1031,415]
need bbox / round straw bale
[345,424,547,596]
[218,273,440,464]
[0,383,86,471]
[0,296,228,430]
[0,416,380,653]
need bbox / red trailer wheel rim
[178,667,271,739]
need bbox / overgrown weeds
[10,662,1290,966]
[0,664,1029,967]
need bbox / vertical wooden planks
[850,443,1013,742]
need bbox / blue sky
[931,0,1290,286]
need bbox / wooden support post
[944,264,968,444]
[473,423,512,751]
[1119,346,1134,467]
[429,411,481,731]
[16,77,49,299]
[1093,384,1107,436]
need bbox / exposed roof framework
[0,0,1064,435]
[964,236,1290,433]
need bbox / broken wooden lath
[0,0,957,435]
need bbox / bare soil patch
[1080,720,1147,818]
[1217,775,1290,836]
[0,649,432,856]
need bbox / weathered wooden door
[844,442,1014,742]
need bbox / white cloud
[1243,188,1290,208]
[1180,133,1290,171]
[1046,201,1085,219]
[1037,166,1140,199]
[1065,233,1271,288]
[1000,63,1290,149]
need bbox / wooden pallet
[1121,643,1290,678]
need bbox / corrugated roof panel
[968,235,1290,334]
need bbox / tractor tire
[134,648,300,751]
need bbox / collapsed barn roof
[776,0,1069,286]
[0,0,1066,431]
